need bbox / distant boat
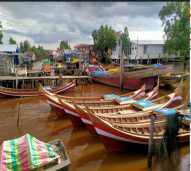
[0,80,76,97]
[88,64,173,90]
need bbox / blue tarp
[133,99,153,109]
[154,108,177,116]
[91,70,108,77]
[103,94,119,100]
[153,63,162,68]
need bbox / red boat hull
[47,100,66,118]
[92,76,157,91]
[90,112,189,152]
[0,81,76,97]
[77,109,96,134]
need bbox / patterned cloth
[0,134,60,171]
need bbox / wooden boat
[0,80,76,97]
[92,65,173,91]
[39,84,146,119]
[74,87,182,134]
[89,113,189,151]
[74,85,159,133]
[81,103,185,126]
[44,139,70,171]
[74,83,182,128]
[177,108,191,127]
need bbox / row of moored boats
[38,81,190,151]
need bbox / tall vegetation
[59,40,71,50]
[19,40,48,61]
[20,40,31,53]
[30,46,49,61]
[9,37,16,44]
[92,25,117,63]
[159,2,189,63]
[0,21,3,44]
[121,26,131,56]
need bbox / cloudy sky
[0,2,165,49]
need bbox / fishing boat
[74,85,159,133]
[0,80,76,97]
[88,64,173,91]
[45,139,70,171]
[79,103,184,129]
[89,113,189,151]
[0,134,71,171]
[39,84,146,119]
[177,108,191,127]
[74,86,182,134]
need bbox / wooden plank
[0,75,90,81]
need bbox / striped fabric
[0,134,60,171]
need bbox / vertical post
[17,97,22,127]
[148,114,156,170]
[119,38,124,91]
[16,71,18,89]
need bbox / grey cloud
[0,2,166,46]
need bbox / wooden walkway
[0,75,91,81]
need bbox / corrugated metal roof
[0,45,18,52]
[131,40,164,45]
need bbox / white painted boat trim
[47,100,64,110]
[81,118,92,125]
[64,109,80,117]
[95,127,145,144]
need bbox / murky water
[0,83,189,171]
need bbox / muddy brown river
[0,83,189,171]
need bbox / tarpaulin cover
[0,134,60,171]
[133,99,153,109]
[103,94,119,100]
[152,63,162,68]
[154,108,177,116]
[115,96,134,105]
[91,70,108,77]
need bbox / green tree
[30,45,49,61]
[92,25,117,63]
[121,26,131,56]
[159,2,189,64]
[20,40,31,53]
[0,21,3,44]
[59,40,71,50]
[9,37,16,44]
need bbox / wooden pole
[16,72,18,89]
[148,114,156,170]
[17,97,22,127]
[119,38,124,91]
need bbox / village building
[0,44,19,75]
[111,40,176,64]
[73,44,96,64]
[23,51,36,64]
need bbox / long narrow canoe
[73,88,182,133]
[89,112,189,151]
[39,84,147,118]
[41,85,158,127]
[40,83,146,102]
[0,80,76,97]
